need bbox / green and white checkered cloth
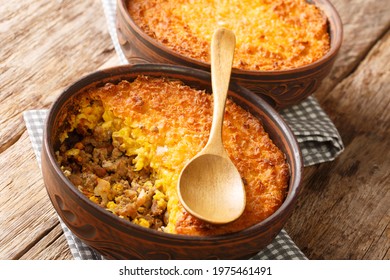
[22,0,344,260]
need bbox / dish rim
[117,0,343,77]
[43,64,303,243]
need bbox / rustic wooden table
[0,0,389,260]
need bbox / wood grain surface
[284,0,390,259]
[0,0,389,259]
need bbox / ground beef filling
[55,76,290,236]
[56,121,168,231]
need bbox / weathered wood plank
[0,60,121,260]
[285,30,390,259]
[0,0,115,152]
[0,0,118,259]
[20,224,73,260]
[362,214,390,259]
[0,131,59,259]
[315,0,390,96]
[284,0,390,260]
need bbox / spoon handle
[206,28,236,154]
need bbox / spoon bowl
[178,153,245,224]
[177,28,246,224]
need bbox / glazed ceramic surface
[42,64,302,259]
[116,0,343,109]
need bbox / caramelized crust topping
[57,76,289,235]
[128,0,330,71]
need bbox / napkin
[22,0,345,260]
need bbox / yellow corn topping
[59,76,289,236]
[129,0,330,70]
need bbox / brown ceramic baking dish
[116,0,343,109]
[41,64,302,259]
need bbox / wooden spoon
[177,28,246,224]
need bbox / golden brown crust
[128,0,330,71]
[58,76,289,235]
